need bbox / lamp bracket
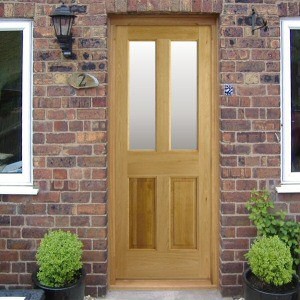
[251,7,268,35]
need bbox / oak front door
[109,16,218,288]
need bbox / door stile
[115,26,129,278]
[198,26,212,277]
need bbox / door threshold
[101,290,231,300]
[110,279,216,290]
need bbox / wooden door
[109,16,218,288]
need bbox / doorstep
[84,290,239,300]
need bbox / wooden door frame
[108,15,220,290]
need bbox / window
[279,19,300,192]
[0,20,37,194]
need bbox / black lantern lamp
[50,3,76,58]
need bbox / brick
[71,216,90,227]
[53,169,67,179]
[222,192,251,203]
[223,4,248,15]
[221,203,235,214]
[237,132,266,143]
[236,180,257,191]
[221,274,237,286]
[290,203,300,213]
[11,216,24,226]
[77,132,107,143]
[18,204,46,215]
[253,144,280,154]
[221,120,251,131]
[222,216,250,227]
[0,251,18,261]
[26,216,54,227]
[222,27,243,37]
[236,227,257,238]
[260,74,279,84]
[77,109,106,120]
[47,86,75,97]
[48,204,74,215]
[221,262,244,273]
[221,145,251,155]
[0,204,16,215]
[63,145,92,156]
[236,38,265,48]
[252,49,280,60]
[222,238,249,250]
[46,133,75,144]
[47,157,76,168]
[77,157,106,167]
[252,120,280,131]
[253,168,280,178]
[83,250,107,262]
[77,204,106,215]
[7,240,35,250]
[0,274,18,284]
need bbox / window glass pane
[291,30,300,172]
[0,31,22,173]
[171,42,197,150]
[129,42,156,150]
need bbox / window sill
[276,184,300,193]
[0,185,39,195]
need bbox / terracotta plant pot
[243,268,299,300]
[32,268,85,300]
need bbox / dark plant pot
[243,268,299,300]
[32,268,85,300]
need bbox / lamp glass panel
[171,41,198,150]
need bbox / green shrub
[246,190,300,270]
[245,236,294,286]
[36,230,83,287]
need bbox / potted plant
[246,190,300,273]
[243,235,298,300]
[32,230,85,300]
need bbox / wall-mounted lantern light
[50,3,76,58]
[251,7,268,35]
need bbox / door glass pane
[129,42,156,150]
[291,30,300,172]
[171,42,197,150]
[0,31,22,173]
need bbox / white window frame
[0,20,38,195]
[277,18,300,193]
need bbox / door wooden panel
[129,178,156,249]
[109,16,218,288]
[171,178,197,250]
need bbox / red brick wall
[0,0,299,298]
[219,1,300,297]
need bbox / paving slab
[94,290,234,300]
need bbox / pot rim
[243,268,299,296]
[32,267,86,291]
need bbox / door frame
[108,15,220,290]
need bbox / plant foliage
[245,236,294,286]
[246,190,300,270]
[36,230,83,287]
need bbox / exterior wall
[0,0,299,298]
[219,1,300,297]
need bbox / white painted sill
[0,186,39,195]
[276,184,300,193]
